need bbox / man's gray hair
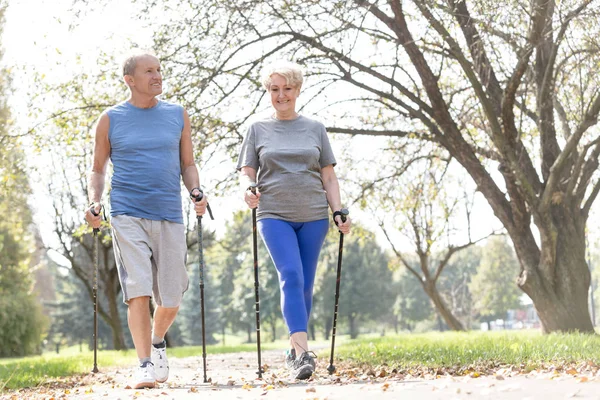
[122,53,157,76]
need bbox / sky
[2,0,523,268]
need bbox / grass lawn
[329,330,600,370]
[2,330,599,391]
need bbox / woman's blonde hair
[261,61,304,90]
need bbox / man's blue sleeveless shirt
[108,100,184,224]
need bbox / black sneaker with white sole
[290,351,316,380]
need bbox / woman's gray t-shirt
[236,115,337,222]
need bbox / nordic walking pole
[327,208,349,375]
[89,205,102,374]
[191,189,214,383]
[249,184,264,378]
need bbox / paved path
[3,350,600,399]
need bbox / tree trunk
[324,316,332,341]
[517,216,594,333]
[104,280,126,350]
[349,314,358,339]
[423,282,465,331]
[246,324,252,343]
[271,320,276,342]
[309,324,316,341]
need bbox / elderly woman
[236,61,351,380]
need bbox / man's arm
[85,113,110,227]
[180,109,201,192]
[180,109,208,215]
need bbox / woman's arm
[240,166,260,209]
[321,165,351,234]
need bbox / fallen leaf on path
[306,387,316,392]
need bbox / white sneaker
[151,341,169,383]
[134,361,156,389]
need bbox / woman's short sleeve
[319,124,337,168]
[236,125,259,171]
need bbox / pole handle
[340,208,349,223]
[89,204,103,234]
[333,208,349,228]
[191,188,214,220]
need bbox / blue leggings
[258,218,329,335]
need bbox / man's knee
[128,296,151,310]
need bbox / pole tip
[327,364,336,374]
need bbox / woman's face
[269,74,300,114]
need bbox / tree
[178,223,220,346]
[45,256,121,352]
[209,211,282,342]
[0,1,47,356]
[133,0,600,332]
[436,244,481,329]
[313,223,395,339]
[23,65,129,350]
[470,236,525,320]
[392,268,434,332]
[375,156,492,330]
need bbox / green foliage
[393,269,433,331]
[314,224,395,339]
[436,246,482,327]
[178,227,220,346]
[45,259,118,351]
[207,211,282,342]
[0,290,46,358]
[0,3,46,358]
[469,237,523,319]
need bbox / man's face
[269,74,300,114]
[128,55,162,96]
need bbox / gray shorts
[111,215,189,307]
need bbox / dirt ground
[3,349,600,399]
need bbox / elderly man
[85,52,208,389]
